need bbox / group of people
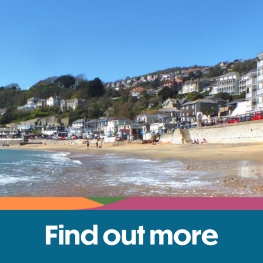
[86,139,103,149]
[192,138,207,144]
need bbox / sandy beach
[8,140,263,197]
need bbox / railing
[171,110,263,130]
[245,79,254,85]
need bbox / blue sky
[1,0,263,89]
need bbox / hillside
[0,57,257,125]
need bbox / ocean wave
[0,148,213,196]
[50,152,82,165]
[0,175,32,185]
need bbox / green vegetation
[231,59,256,74]
[185,92,204,101]
[0,75,162,124]
[0,56,257,125]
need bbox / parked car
[227,117,240,124]
[252,112,263,121]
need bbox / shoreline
[7,140,263,197]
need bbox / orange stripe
[0,197,103,210]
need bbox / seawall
[0,139,23,146]
[160,120,263,144]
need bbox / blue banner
[0,210,262,262]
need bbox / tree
[55,75,76,89]
[203,65,224,78]
[0,108,12,124]
[151,78,160,89]
[4,83,20,90]
[118,87,130,98]
[231,59,257,74]
[117,103,131,118]
[140,90,149,99]
[157,86,175,100]
[76,74,87,81]
[103,88,120,98]
[87,78,105,97]
[232,91,246,100]
[186,92,204,101]
[213,92,233,101]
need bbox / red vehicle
[227,117,240,124]
[252,112,263,121]
[59,137,66,140]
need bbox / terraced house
[180,99,218,123]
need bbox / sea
[0,148,226,196]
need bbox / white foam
[45,151,82,166]
[0,175,31,185]
[72,160,82,164]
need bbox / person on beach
[201,138,207,143]
[86,140,89,149]
[192,139,199,144]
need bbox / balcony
[246,79,257,85]
[257,89,263,96]
[252,105,257,111]
[257,60,263,68]
[256,101,263,109]
[258,74,263,82]
[246,93,252,99]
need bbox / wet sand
[9,140,263,196]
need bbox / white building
[179,79,210,94]
[216,72,240,95]
[208,85,219,96]
[46,96,62,107]
[70,119,85,135]
[106,116,131,137]
[256,51,263,110]
[17,97,41,111]
[239,69,257,112]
